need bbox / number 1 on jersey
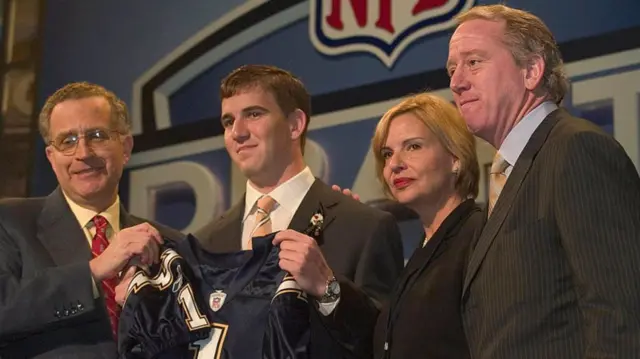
[190,324,229,359]
[177,284,229,358]
[177,284,209,330]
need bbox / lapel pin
[306,206,325,238]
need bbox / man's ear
[122,134,134,164]
[524,54,545,91]
[288,109,307,141]
[45,145,55,166]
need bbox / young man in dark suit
[0,82,183,358]
[195,64,405,358]
[447,4,640,358]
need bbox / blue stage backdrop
[31,0,640,260]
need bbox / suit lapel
[120,206,144,229]
[463,110,562,297]
[402,234,446,284]
[37,188,92,266]
[390,233,447,312]
[209,201,245,252]
[203,179,340,253]
[404,200,474,283]
[385,199,477,339]
[400,200,475,286]
[405,200,478,280]
[288,180,338,243]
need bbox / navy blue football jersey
[117,233,311,359]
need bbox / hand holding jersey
[272,229,333,299]
[89,222,164,281]
[114,209,336,308]
[117,233,313,359]
[114,229,335,310]
[117,209,326,358]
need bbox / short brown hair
[220,65,311,150]
[372,93,479,199]
[39,82,131,142]
[456,4,569,104]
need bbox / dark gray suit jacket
[0,187,184,359]
[374,199,483,359]
[196,179,405,359]
[463,109,640,358]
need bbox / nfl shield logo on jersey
[310,0,476,67]
[209,290,227,312]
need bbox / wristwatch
[318,275,341,303]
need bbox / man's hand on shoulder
[331,184,360,202]
[89,222,164,281]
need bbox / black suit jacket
[0,187,184,359]
[196,179,405,359]
[463,109,640,358]
[373,199,482,359]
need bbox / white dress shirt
[241,166,316,248]
[498,101,558,178]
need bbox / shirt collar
[243,166,316,222]
[498,101,558,167]
[63,191,121,232]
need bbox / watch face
[329,280,340,295]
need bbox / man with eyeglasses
[0,82,184,358]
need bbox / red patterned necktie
[91,215,120,339]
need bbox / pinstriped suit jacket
[462,109,640,359]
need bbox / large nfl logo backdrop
[32,0,640,259]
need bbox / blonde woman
[370,93,482,358]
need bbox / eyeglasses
[48,128,122,155]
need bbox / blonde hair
[372,93,479,199]
[456,4,568,104]
[39,82,131,142]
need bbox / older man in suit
[446,4,640,358]
[195,64,404,358]
[0,82,183,358]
